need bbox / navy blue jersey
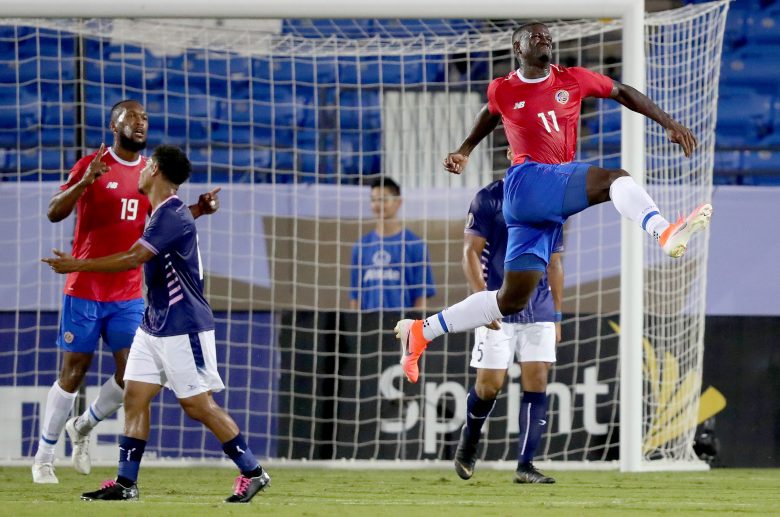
[350,228,436,311]
[465,180,562,323]
[137,196,215,336]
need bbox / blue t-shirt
[350,228,436,311]
[138,196,215,337]
[465,180,562,323]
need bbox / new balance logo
[106,181,119,189]
[514,101,526,109]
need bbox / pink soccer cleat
[395,319,430,383]
[659,203,713,258]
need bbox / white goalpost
[0,0,728,473]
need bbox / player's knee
[475,382,501,400]
[180,400,209,422]
[496,292,530,315]
[58,368,87,393]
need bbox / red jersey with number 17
[59,148,150,302]
[487,65,614,165]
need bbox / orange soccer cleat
[395,319,430,384]
[659,203,713,258]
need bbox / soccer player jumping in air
[396,22,712,384]
[44,145,270,503]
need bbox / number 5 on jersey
[120,198,139,220]
[537,111,560,133]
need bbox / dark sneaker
[225,468,271,503]
[453,426,479,480]
[514,463,555,484]
[81,479,139,501]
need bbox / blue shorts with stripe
[503,160,591,270]
[56,294,144,353]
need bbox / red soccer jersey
[60,148,150,302]
[487,65,614,165]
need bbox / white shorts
[124,328,225,399]
[470,322,556,370]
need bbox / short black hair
[370,176,401,197]
[110,99,142,123]
[512,22,547,45]
[152,145,191,186]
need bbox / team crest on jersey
[63,331,74,344]
[372,250,392,266]
[555,90,570,104]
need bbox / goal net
[0,0,728,469]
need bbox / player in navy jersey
[350,177,435,311]
[33,99,219,485]
[455,150,561,484]
[44,145,270,503]
[395,22,713,385]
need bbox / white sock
[35,381,77,464]
[422,290,503,341]
[609,176,670,240]
[75,375,124,435]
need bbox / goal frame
[6,0,698,473]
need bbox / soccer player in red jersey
[32,100,220,484]
[395,23,713,386]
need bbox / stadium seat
[339,89,381,130]
[745,13,780,46]
[716,88,772,147]
[339,131,381,175]
[741,150,779,178]
[282,18,375,38]
[720,47,780,91]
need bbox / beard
[538,52,551,64]
[119,132,147,153]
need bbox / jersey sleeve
[464,188,494,239]
[59,155,92,191]
[570,67,614,99]
[138,205,186,256]
[486,78,502,115]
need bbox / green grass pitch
[2,466,780,516]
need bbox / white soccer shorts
[124,328,225,399]
[470,322,557,370]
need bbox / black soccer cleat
[514,463,555,484]
[453,426,479,480]
[225,468,271,503]
[81,479,139,501]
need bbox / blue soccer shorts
[503,160,591,271]
[56,295,145,353]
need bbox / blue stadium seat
[282,18,375,38]
[741,150,779,176]
[338,56,380,86]
[339,131,381,175]
[723,7,748,50]
[720,47,780,91]
[716,88,772,148]
[745,13,780,46]
[339,89,381,130]
[211,121,251,145]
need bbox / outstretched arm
[189,187,222,219]
[42,241,155,274]
[47,144,109,222]
[610,82,698,157]
[443,105,502,174]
